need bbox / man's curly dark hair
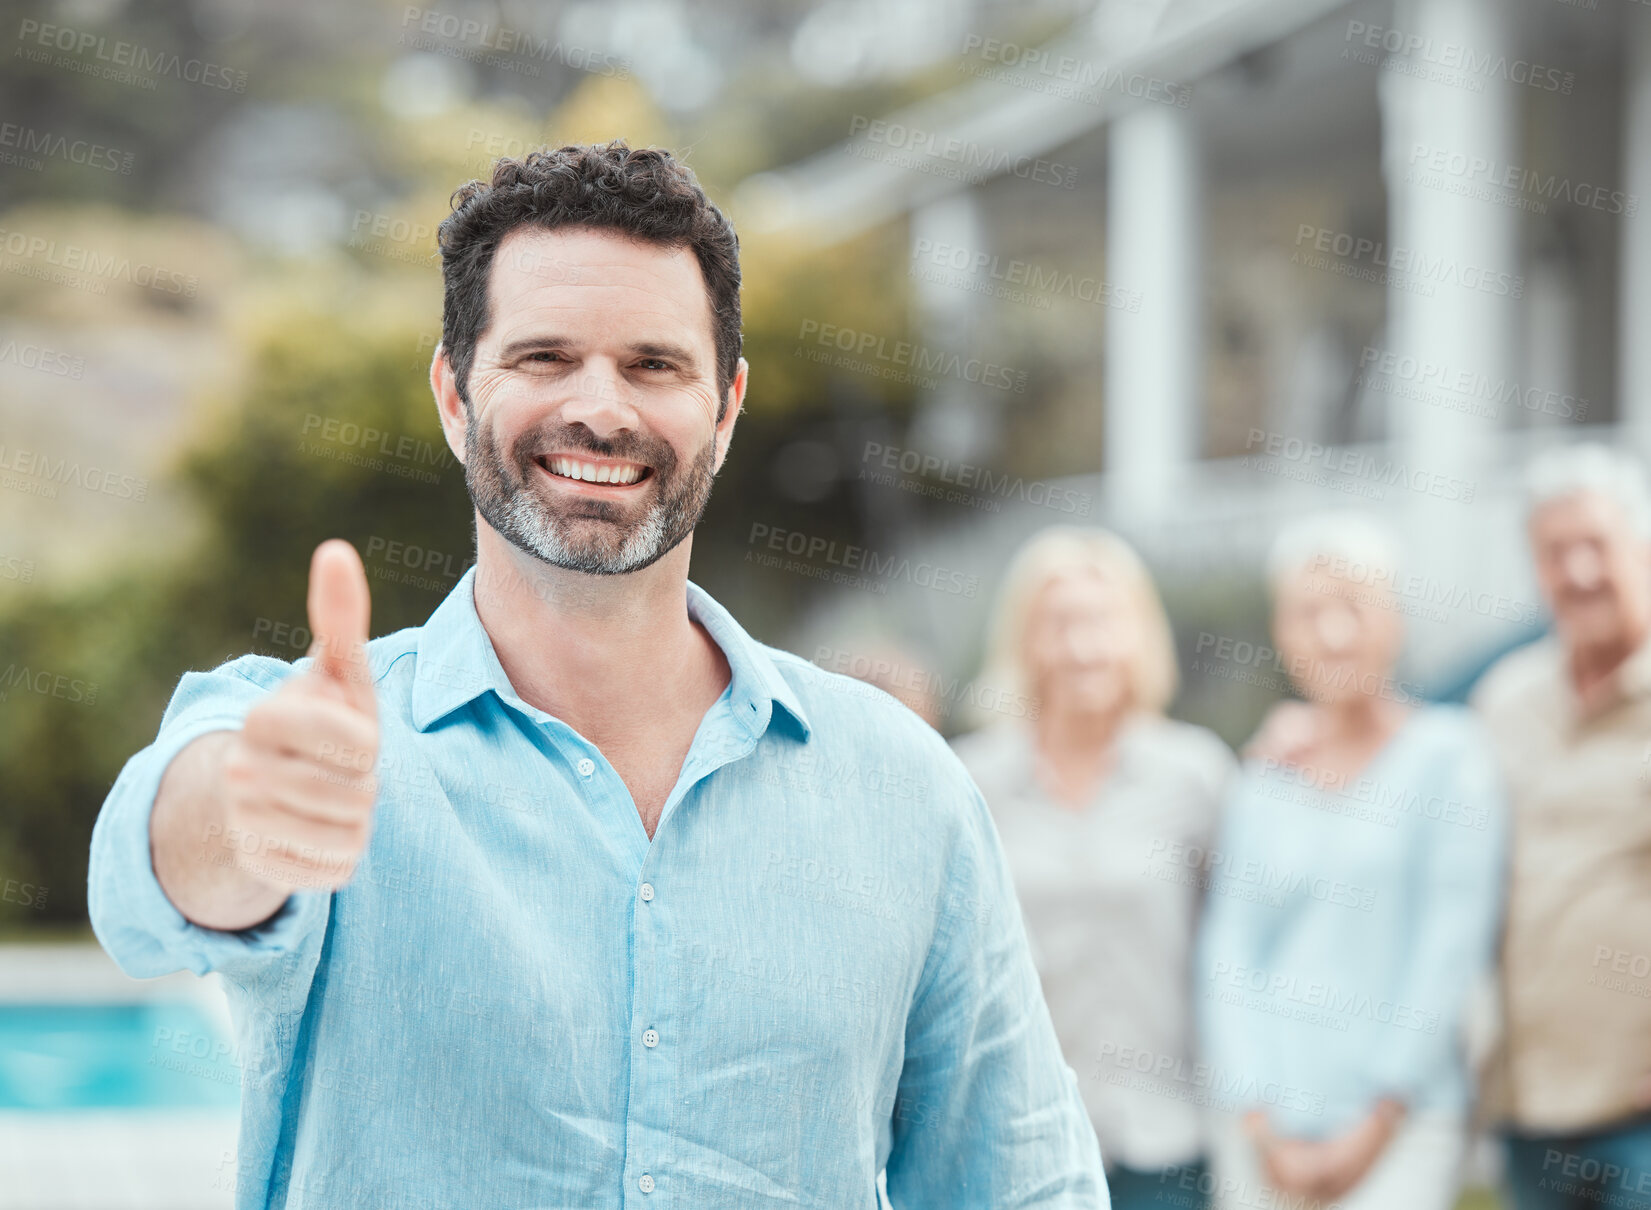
[437,140,742,421]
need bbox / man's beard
[464,410,716,575]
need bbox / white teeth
[546,456,643,485]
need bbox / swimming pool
[0,1001,240,1111]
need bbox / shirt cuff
[87,715,331,980]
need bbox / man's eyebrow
[496,336,576,360]
[629,341,699,367]
[493,337,701,368]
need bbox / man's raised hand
[218,540,380,893]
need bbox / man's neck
[468,523,728,746]
[1567,623,1650,713]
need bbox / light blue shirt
[1194,705,1508,1138]
[88,568,1106,1208]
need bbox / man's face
[1529,490,1651,651]
[436,225,744,575]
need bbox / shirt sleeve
[86,654,333,981]
[883,776,1109,1209]
[1366,720,1509,1103]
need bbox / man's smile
[535,453,653,490]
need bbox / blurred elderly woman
[1195,514,1508,1210]
[952,526,1236,1209]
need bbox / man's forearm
[150,731,289,931]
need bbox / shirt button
[639,883,655,902]
[643,1028,658,1047]
[576,757,595,777]
[638,1174,655,1193]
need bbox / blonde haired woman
[952,526,1235,1209]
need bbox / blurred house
[739,0,1646,706]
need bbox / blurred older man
[1472,444,1651,1210]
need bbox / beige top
[952,714,1236,1169]
[1472,635,1651,1133]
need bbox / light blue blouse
[1195,704,1508,1138]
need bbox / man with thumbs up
[87,142,1106,1209]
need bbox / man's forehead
[1532,489,1629,536]
[489,226,706,302]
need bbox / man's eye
[525,351,563,364]
[636,359,671,371]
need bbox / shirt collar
[410,566,812,741]
[1551,629,1651,726]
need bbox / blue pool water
[0,1003,241,1110]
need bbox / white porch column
[1380,0,1518,479]
[906,192,997,465]
[1619,4,1651,439]
[1379,0,1521,681]
[1104,102,1202,521]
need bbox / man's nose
[559,360,638,434]
[1561,545,1605,591]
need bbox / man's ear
[430,342,467,464]
[713,357,749,473]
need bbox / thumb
[306,539,374,714]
